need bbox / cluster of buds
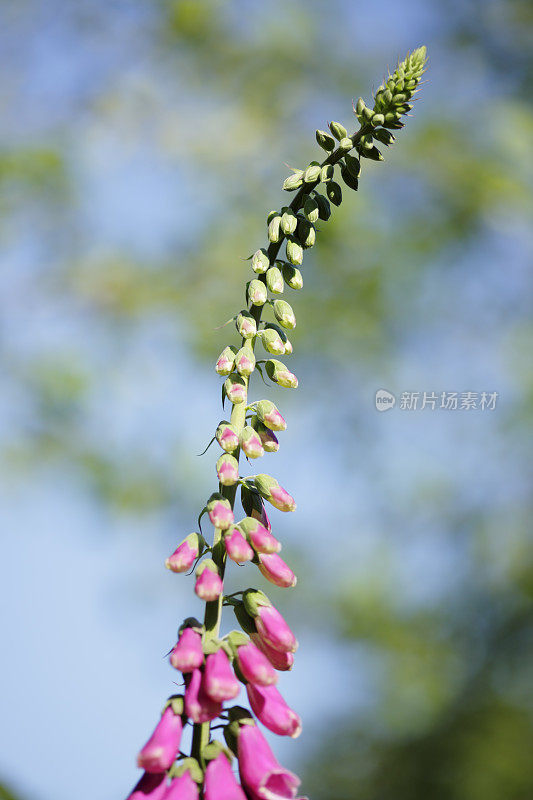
[127,46,427,799]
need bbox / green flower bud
[247,279,268,306]
[216,421,240,453]
[329,120,347,140]
[344,153,361,177]
[236,310,257,339]
[326,181,342,206]
[372,113,385,127]
[303,163,321,183]
[315,129,336,151]
[265,359,298,389]
[216,453,240,486]
[215,345,237,376]
[315,193,331,221]
[243,588,271,618]
[224,373,247,405]
[320,164,334,183]
[359,133,374,150]
[251,248,270,274]
[263,322,288,345]
[268,214,282,243]
[373,129,395,146]
[273,299,296,330]
[362,106,374,122]
[281,264,303,290]
[297,219,315,248]
[303,195,319,223]
[339,137,352,151]
[282,171,303,191]
[285,237,303,266]
[235,346,256,377]
[341,165,359,191]
[280,209,297,235]
[355,97,366,117]
[255,399,287,431]
[266,266,284,294]
[361,146,383,161]
[259,327,285,355]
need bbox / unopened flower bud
[297,219,315,248]
[303,163,321,183]
[320,164,334,183]
[243,590,298,653]
[247,279,268,307]
[246,683,301,738]
[165,533,202,573]
[339,137,353,151]
[234,347,255,377]
[235,310,257,339]
[224,373,247,405]
[258,552,297,588]
[203,648,240,702]
[285,237,303,266]
[251,416,279,453]
[216,421,239,453]
[251,249,269,274]
[195,559,223,601]
[216,454,239,486]
[267,214,282,243]
[215,345,237,376]
[326,181,342,206]
[255,399,287,431]
[170,625,204,672]
[207,494,234,529]
[281,264,303,290]
[251,635,294,670]
[239,516,281,554]
[372,112,385,127]
[373,128,395,145]
[240,426,264,459]
[315,129,336,151]
[265,266,284,294]
[224,527,254,562]
[265,359,298,389]
[303,195,319,223]
[329,120,347,140]
[236,640,277,686]
[280,209,297,235]
[355,97,366,117]
[273,299,296,329]
[254,474,296,512]
[259,327,285,355]
[282,171,303,191]
[137,703,184,773]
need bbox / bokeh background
[1,1,532,799]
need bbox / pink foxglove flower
[164,772,200,800]
[238,723,303,800]
[137,705,183,773]
[256,424,279,453]
[195,561,223,602]
[224,374,247,404]
[235,347,256,377]
[207,495,235,530]
[184,668,223,724]
[254,475,296,513]
[203,649,240,702]
[165,533,200,573]
[253,604,298,654]
[237,641,277,686]
[169,626,204,673]
[255,399,287,431]
[240,426,265,459]
[216,454,240,486]
[252,635,295,671]
[127,772,167,799]
[225,528,254,563]
[247,683,302,738]
[216,422,240,453]
[215,346,236,376]
[241,518,280,554]
[204,752,247,800]
[258,553,297,588]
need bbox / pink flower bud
[170,627,204,672]
[239,517,280,554]
[224,528,254,563]
[137,706,183,773]
[240,426,264,459]
[195,561,223,602]
[237,641,277,686]
[258,553,297,588]
[236,310,257,339]
[246,683,302,738]
[253,418,279,453]
[164,772,199,800]
[255,399,287,431]
[126,772,167,800]
[203,649,240,702]
[235,347,256,377]
[247,279,268,306]
[216,454,239,486]
[265,359,299,389]
[252,634,295,671]
[238,723,302,800]
[255,474,296,513]
[216,422,240,453]
[184,668,223,723]
[255,604,298,654]
[207,495,234,530]
[224,374,247,405]
[165,533,200,573]
[204,752,247,800]
[215,346,236,376]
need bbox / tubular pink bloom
[237,641,277,686]
[137,706,183,773]
[252,635,295,671]
[203,649,240,702]
[217,455,240,486]
[258,553,297,588]
[216,423,240,453]
[195,566,223,602]
[165,534,200,573]
[127,771,167,799]
[164,772,199,800]
[256,400,287,432]
[238,723,302,800]
[204,752,247,800]
[184,669,223,723]
[247,683,302,738]
[225,528,254,563]
[247,523,281,555]
[255,605,298,654]
[268,485,296,513]
[169,627,204,673]
[208,500,234,530]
